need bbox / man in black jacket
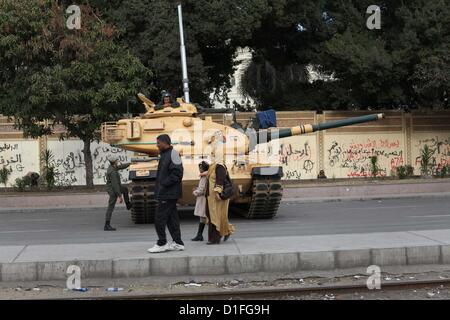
[148,134,185,253]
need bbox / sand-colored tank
[101,93,385,224]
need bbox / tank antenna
[177,4,190,103]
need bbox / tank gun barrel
[250,113,385,146]
[196,106,234,114]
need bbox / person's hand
[215,192,221,200]
[118,195,123,204]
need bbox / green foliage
[437,165,450,178]
[0,166,12,188]
[0,1,150,186]
[241,0,450,110]
[42,149,56,190]
[396,165,415,179]
[2,0,448,113]
[86,0,268,106]
[406,165,415,177]
[14,178,27,192]
[44,166,56,190]
[420,145,433,176]
[370,156,379,177]
[43,149,54,169]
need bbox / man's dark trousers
[105,186,130,221]
[155,199,184,246]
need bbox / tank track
[231,177,283,219]
[130,180,158,224]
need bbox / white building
[210,47,256,109]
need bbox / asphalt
[2,196,450,282]
[1,197,450,246]
[2,178,450,211]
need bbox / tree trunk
[82,138,94,188]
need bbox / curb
[2,192,449,213]
[282,192,450,203]
[1,244,448,282]
[0,206,107,214]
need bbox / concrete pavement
[2,229,450,282]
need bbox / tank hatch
[138,93,197,119]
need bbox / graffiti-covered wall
[1,111,450,185]
[277,136,317,180]
[324,134,405,178]
[412,133,450,175]
[47,140,133,186]
[0,140,40,186]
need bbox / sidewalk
[2,229,450,282]
[1,179,449,212]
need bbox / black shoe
[126,203,132,210]
[223,235,230,242]
[104,223,116,231]
[191,234,203,241]
[191,223,205,241]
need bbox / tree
[0,0,150,186]
[86,0,268,106]
[241,0,450,110]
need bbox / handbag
[219,166,234,200]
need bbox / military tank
[100,5,385,224]
[101,95,384,223]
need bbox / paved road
[1,197,450,246]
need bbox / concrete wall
[0,140,40,185]
[323,133,405,178]
[46,139,133,186]
[1,111,450,185]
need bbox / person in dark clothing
[25,172,40,187]
[104,155,132,231]
[155,91,180,110]
[317,170,327,179]
[148,134,185,253]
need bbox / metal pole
[177,4,190,103]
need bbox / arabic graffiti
[252,138,317,180]
[92,145,129,183]
[48,141,131,186]
[0,141,39,186]
[274,137,316,179]
[326,137,404,178]
[414,135,450,173]
[284,170,302,180]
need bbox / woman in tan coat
[205,134,235,244]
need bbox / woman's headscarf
[210,131,226,166]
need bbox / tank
[101,95,385,224]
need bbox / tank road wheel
[231,177,283,219]
[130,180,158,224]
